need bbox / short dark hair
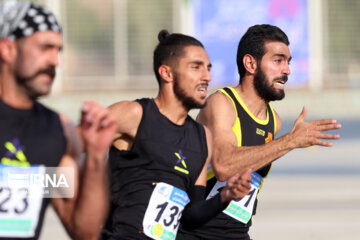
[236,24,289,83]
[153,29,204,86]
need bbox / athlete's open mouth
[199,87,206,92]
[274,75,288,87]
[275,75,287,84]
[198,84,208,96]
[276,79,286,85]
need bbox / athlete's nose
[203,66,212,83]
[282,61,291,76]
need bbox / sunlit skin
[0,31,63,108]
[171,45,212,111]
[15,31,63,97]
[254,41,291,101]
[197,39,341,182]
[0,27,116,239]
[106,43,252,211]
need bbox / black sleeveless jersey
[101,98,208,240]
[0,99,66,240]
[183,87,276,240]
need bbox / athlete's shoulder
[108,99,143,119]
[108,99,144,138]
[35,101,60,117]
[197,88,236,127]
[202,89,230,111]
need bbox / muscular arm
[181,126,251,230]
[197,91,341,181]
[107,100,143,150]
[76,100,143,152]
[194,126,250,204]
[52,102,116,240]
[56,100,142,239]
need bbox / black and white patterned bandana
[0,1,62,41]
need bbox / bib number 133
[143,183,189,240]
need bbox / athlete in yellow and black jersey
[178,87,276,240]
[177,24,341,240]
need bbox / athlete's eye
[192,65,200,70]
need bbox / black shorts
[176,229,251,240]
[176,231,206,240]
[101,224,152,240]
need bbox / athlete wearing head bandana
[0,2,116,240]
[0,2,62,41]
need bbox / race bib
[0,165,44,238]
[207,172,262,224]
[143,182,190,240]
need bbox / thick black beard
[173,77,206,110]
[254,67,286,102]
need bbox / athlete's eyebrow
[189,60,204,65]
[273,53,292,63]
[273,53,292,61]
[189,60,212,69]
[38,41,64,52]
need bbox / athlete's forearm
[181,186,224,230]
[72,152,109,240]
[212,133,294,181]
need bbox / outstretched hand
[220,169,252,205]
[80,101,117,154]
[289,107,341,148]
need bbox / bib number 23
[0,165,44,238]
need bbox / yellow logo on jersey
[1,138,30,167]
[174,149,189,175]
[256,128,265,136]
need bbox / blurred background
[10,0,359,239]
[28,0,359,121]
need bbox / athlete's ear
[158,64,174,83]
[0,38,17,64]
[243,54,257,75]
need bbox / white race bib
[143,182,189,240]
[0,165,44,238]
[207,172,263,224]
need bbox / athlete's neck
[154,94,188,126]
[0,75,34,109]
[235,84,268,121]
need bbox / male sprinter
[100,30,252,240]
[0,2,116,239]
[178,24,341,240]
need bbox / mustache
[34,67,56,79]
[197,82,209,88]
[274,75,288,82]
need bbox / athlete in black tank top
[0,100,66,240]
[101,99,208,239]
[100,30,252,240]
[0,2,117,239]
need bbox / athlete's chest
[0,114,65,167]
[136,137,205,178]
[240,120,274,146]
